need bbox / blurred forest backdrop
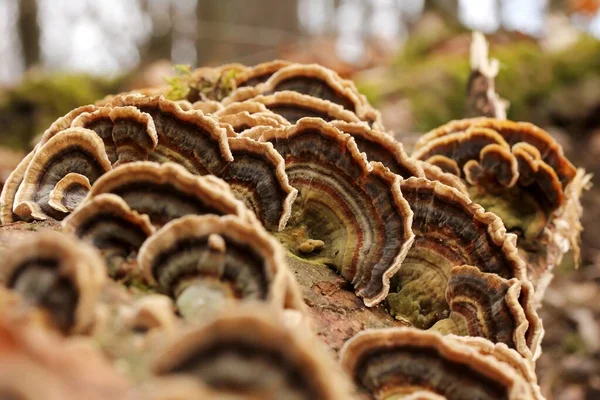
[1,1,600,399]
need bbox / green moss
[0,73,123,150]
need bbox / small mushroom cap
[62,193,155,278]
[13,127,112,221]
[0,231,107,334]
[331,121,424,179]
[238,91,362,125]
[340,328,539,400]
[441,265,533,359]
[107,106,158,166]
[424,154,461,177]
[0,150,35,224]
[86,161,253,227]
[71,107,118,164]
[251,118,415,306]
[138,214,304,314]
[414,127,510,170]
[48,173,91,213]
[152,306,353,400]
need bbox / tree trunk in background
[140,0,174,65]
[18,0,40,68]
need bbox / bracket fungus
[247,118,415,306]
[224,63,382,128]
[340,328,541,400]
[384,177,541,359]
[12,127,112,221]
[414,118,583,286]
[99,95,296,230]
[72,106,159,166]
[0,232,106,334]
[62,193,155,278]
[0,58,588,400]
[108,94,234,174]
[138,214,304,320]
[235,91,362,125]
[152,306,353,400]
[85,162,252,227]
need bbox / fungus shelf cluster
[0,59,586,400]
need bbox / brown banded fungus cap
[0,232,106,334]
[70,107,117,163]
[330,121,425,179]
[62,193,155,278]
[224,137,298,231]
[234,91,362,125]
[224,63,382,128]
[434,265,536,360]
[247,118,415,306]
[415,118,576,188]
[85,161,252,227]
[100,95,296,230]
[218,110,291,135]
[152,306,353,400]
[108,94,233,175]
[13,127,112,221]
[138,214,304,320]
[72,106,159,167]
[46,172,92,214]
[340,328,540,400]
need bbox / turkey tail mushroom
[248,118,415,306]
[138,214,304,320]
[62,193,155,278]
[414,118,586,290]
[224,63,382,128]
[0,232,106,334]
[385,177,541,359]
[152,306,353,400]
[85,162,253,227]
[235,91,362,125]
[12,127,112,221]
[340,328,542,400]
